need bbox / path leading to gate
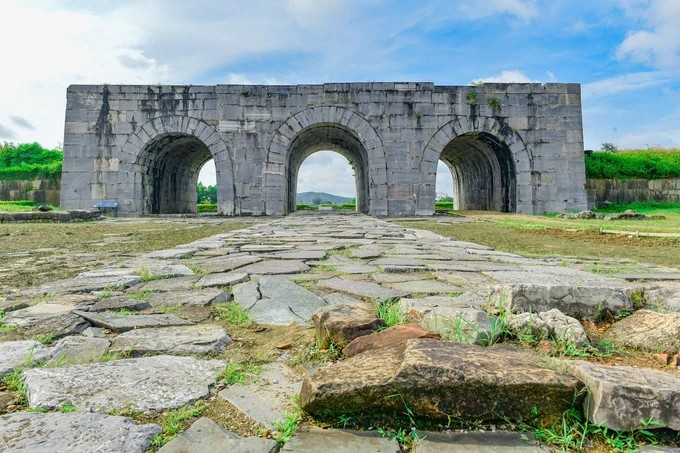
[1,213,679,452]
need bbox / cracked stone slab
[218,363,302,429]
[195,272,249,289]
[131,276,201,292]
[30,275,142,296]
[158,417,278,453]
[73,310,192,333]
[88,297,151,312]
[0,412,160,453]
[143,247,200,259]
[263,250,327,260]
[2,303,91,340]
[603,309,680,353]
[0,340,55,377]
[110,325,231,355]
[146,289,227,308]
[190,255,261,274]
[334,263,379,274]
[318,277,408,301]
[387,279,462,294]
[413,431,548,452]
[50,336,110,364]
[237,260,310,275]
[570,361,680,431]
[23,355,225,414]
[234,275,327,324]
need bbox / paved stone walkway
[0,212,679,452]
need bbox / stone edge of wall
[587,178,680,208]
[0,210,101,223]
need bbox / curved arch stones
[265,106,388,216]
[60,83,587,216]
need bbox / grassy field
[0,217,259,293]
[397,203,680,269]
[0,201,60,212]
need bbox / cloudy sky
[0,0,678,197]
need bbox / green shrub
[296,204,316,211]
[0,142,63,180]
[197,202,217,213]
[435,201,454,211]
[585,150,680,179]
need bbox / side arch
[117,115,235,215]
[264,106,388,215]
[417,116,534,214]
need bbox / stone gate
[60,82,587,216]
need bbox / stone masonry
[60,82,587,216]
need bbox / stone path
[0,212,678,452]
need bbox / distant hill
[297,192,353,205]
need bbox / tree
[197,182,217,203]
[311,196,323,205]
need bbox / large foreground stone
[281,426,398,452]
[312,303,384,348]
[489,284,631,319]
[0,340,54,377]
[0,412,160,453]
[73,310,192,332]
[301,339,581,423]
[603,309,680,353]
[110,325,231,355]
[570,361,680,431]
[158,417,278,453]
[23,355,224,414]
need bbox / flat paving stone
[191,255,261,274]
[50,336,110,364]
[387,279,462,294]
[413,431,547,452]
[158,417,278,453]
[89,297,151,312]
[131,275,201,292]
[238,260,310,275]
[195,272,249,288]
[240,244,295,252]
[0,412,160,453]
[615,273,680,281]
[318,277,408,301]
[264,250,327,260]
[110,325,231,355]
[281,426,398,452]
[146,288,227,307]
[73,310,192,333]
[143,247,200,259]
[219,362,303,429]
[0,340,54,377]
[323,292,366,305]
[32,275,142,296]
[23,355,224,414]
[335,263,379,274]
[234,275,327,324]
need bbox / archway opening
[286,124,370,214]
[435,160,454,211]
[296,151,357,210]
[197,159,217,213]
[438,132,516,212]
[137,133,213,214]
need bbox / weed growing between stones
[272,401,302,444]
[375,299,409,328]
[126,289,155,301]
[33,332,57,345]
[59,403,77,413]
[218,361,262,386]
[0,310,17,333]
[214,302,254,328]
[152,304,182,314]
[186,263,208,276]
[150,400,207,448]
[288,342,342,366]
[2,368,28,407]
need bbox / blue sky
[0,0,678,196]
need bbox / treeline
[585,149,680,180]
[0,142,62,180]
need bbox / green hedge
[197,202,217,213]
[585,150,680,179]
[0,143,63,180]
[435,201,454,211]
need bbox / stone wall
[60,82,588,216]
[0,178,61,206]
[587,179,680,208]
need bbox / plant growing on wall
[466,90,478,105]
[487,97,502,108]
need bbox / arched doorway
[285,124,370,214]
[438,132,516,212]
[296,151,357,210]
[137,133,213,214]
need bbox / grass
[214,302,254,327]
[585,149,680,179]
[396,205,680,268]
[272,403,302,444]
[150,401,207,448]
[375,298,409,328]
[0,310,17,333]
[0,200,61,212]
[217,361,262,385]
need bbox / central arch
[265,106,388,215]
[286,125,369,214]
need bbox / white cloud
[458,0,539,22]
[297,151,356,197]
[616,0,680,69]
[582,71,677,98]
[472,70,540,84]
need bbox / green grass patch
[214,302,254,327]
[150,401,207,448]
[197,202,217,213]
[595,201,680,214]
[375,299,409,328]
[0,200,60,213]
[273,403,302,444]
[435,201,454,211]
[585,149,680,179]
[218,361,262,385]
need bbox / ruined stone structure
[61,82,587,216]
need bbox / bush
[197,202,217,213]
[296,204,316,211]
[435,201,454,211]
[585,150,680,179]
[0,142,63,180]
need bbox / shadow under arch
[418,116,534,214]
[117,115,235,215]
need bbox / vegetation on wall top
[585,148,680,180]
[0,142,63,180]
